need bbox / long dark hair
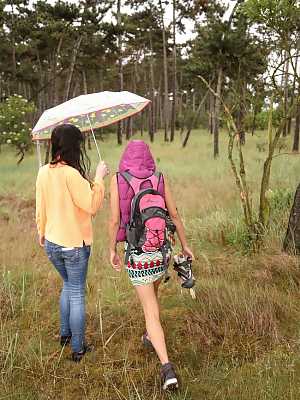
[50,124,91,181]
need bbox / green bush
[245,108,283,131]
[0,95,36,162]
[267,188,293,214]
[225,219,256,253]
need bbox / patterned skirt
[125,244,171,286]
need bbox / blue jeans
[44,239,90,353]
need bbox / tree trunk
[288,50,299,134]
[213,66,223,158]
[140,112,144,136]
[82,70,92,150]
[148,103,154,142]
[157,80,163,129]
[117,0,123,145]
[36,51,45,114]
[99,68,104,91]
[292,99,300,152]
[180,92,189,135]
[209,90,215,134]
[282,51,289,136]
[251,104,259,136]
[149,31,155,140]
[182,91,209,147]
[82,69,88,95]
[170,0,176,142]
[52,36,63,106]
[159,0,169,142]
[179,92,183,121]
[259,128,282,227]
[132,60,137,94]
[10,3,16,93]
[64,35,83,101]
[44,140,51,164]
[72,80,79,98]
[155,95,159,132]
[126,117,132,140]
[236,80,246,145]
[192,91,196,112]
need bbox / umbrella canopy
[32,91,150,141]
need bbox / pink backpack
[120,171,169,261]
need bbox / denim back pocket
[62,247,80,262]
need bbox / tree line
[0,0,299,156]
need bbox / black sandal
[141,333,154,351]
[72,343,93,362]
[60,335,72,347]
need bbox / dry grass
[1,130,300,399]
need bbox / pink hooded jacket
[116,140,164,242]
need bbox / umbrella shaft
[87,115,102,161]
[36,141,42,168]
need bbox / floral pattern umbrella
[32,91,150,141]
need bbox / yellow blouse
[36,163,104,247]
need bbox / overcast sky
[44,0,237,44]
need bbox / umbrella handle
[87,115,102,161]
[36,140,43,168]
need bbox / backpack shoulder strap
[119,171,132,184]
[119,171,163,194]
[149,171,162,191]
[119,171,141,195]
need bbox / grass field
[1,129,300,400]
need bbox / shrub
[267,188,293,214]
[0,95,36,163]
[225,219,257,253]
[245,108,283,131]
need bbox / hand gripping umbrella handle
[87,114,102,161]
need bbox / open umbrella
[32,91,150,165]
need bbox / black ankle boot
[60,335,72,346]
[72,344,93,363]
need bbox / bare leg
[154,278,162,299]
[143,278,162,340]
[135,283,169,365]
[143,279,162,344]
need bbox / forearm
[90,178,105,215]
[36,215,46,238]
[172,215,188,250]
[36,181,46,238]
[109,219,119,252]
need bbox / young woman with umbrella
[36,124,109,361]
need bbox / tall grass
[0,130,300,399]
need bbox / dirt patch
[0,194,35,223]
[0,194,35,209]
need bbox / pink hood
[119,140,156,178]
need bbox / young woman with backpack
[36,124,109,362]
[108,140,194,390]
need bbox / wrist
[94,175,104,184]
